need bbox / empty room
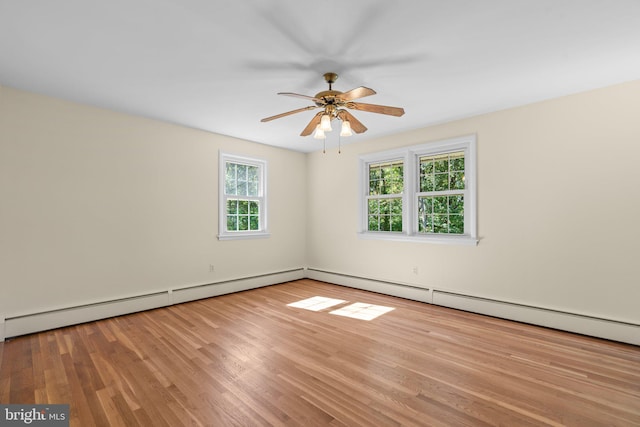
[1,1,639,426]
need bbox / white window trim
[218,151,270,241]
[358,135,478,246]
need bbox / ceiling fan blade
[278,92,323,103]
[340,110,368,134]
[261,105,318,122]
[347,102,405,117]
[338,86,376,102]
[301,112,323,136]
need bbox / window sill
[357,232,478,246]
[218,231,271,241]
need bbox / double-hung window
[359,135,477,245]
[218,152,268,240]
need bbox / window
[218,152,268,240]
[367,160,404,232]
[359,135,477,245]
[417,151,465,234]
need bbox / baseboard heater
[306,268,640,346]
[1,268,305,341]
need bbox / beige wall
[2,80,639,341]
[307,80,640,325]
[0,86,307,318]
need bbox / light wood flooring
[1,279,639,426]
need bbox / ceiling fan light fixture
[261,72,404,140]
[320,114,332,131]
[340,120,353,137]
[313,125,325,139]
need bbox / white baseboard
[2,268,305,341]
[432,291,639,346]
[306,269,431,303]
[3,268,637,346]
[4,292,170,340]
[306,268,640,346]
[172,269,305,304]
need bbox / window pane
[433,214,448,233]
[248,166,259,182]
[434,173,449,191]
[225,163,236,181]
[451,172,465,190]
[368,161,403,196]
[419,151,466,193]
[433,196,448,214]
[249,201,259,215]
[238,200,248,214]
[390,199,402,215]
[238,181,248,196]
[248,182,259,196]
[435,157,448,173]
[391,215,402,232]
[419,213,433,233]
[380,215,390,231]
[368,215,378,231]
[379,199,389,214]
[227,199,238,214]
[249,215,259,230]
[239,216,249,231]
[449,195,464,214]
[450,214,464,234]
[451,155,465,172]
[225,179,236,195]
[417,195,464,234]
[418,197,432,214]
[368,197,401,232]
[370,167,381,181]
[237,165,247,180]
[227,216,237,231]
[368,199,379,215]
[420,174,434,192]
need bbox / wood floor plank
[1,279,639,426]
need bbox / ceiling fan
[261,72,405,139]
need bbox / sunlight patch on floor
[329,303,395,321]
[287,296,347,311]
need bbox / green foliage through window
[224,160,261,232]
[225,163,259,196]
[417,151,465,235]
[369,161,404,195]
[418,195,464,234]
[226,199,260,231]
[367,160,403,232]
[420,152,465,192]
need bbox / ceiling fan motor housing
[314,90,342,106]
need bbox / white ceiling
[1,0,639,152]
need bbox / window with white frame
[218,152,268,240]
[367,160,404,232]
[359,135,477,245]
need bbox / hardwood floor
[1,279,639,426]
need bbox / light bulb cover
[320,114,332,131]
[313,125,325,139]
[340,120,353,137]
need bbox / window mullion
[404,151,414,235]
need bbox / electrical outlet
[209,264,215,273]
[412,266,419,275]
